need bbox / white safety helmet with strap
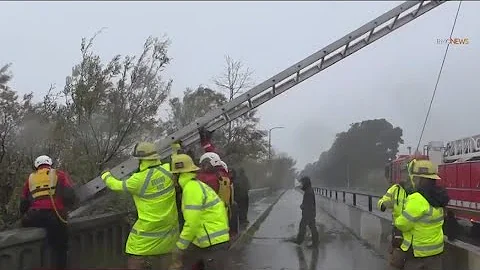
[220,161,228,172]
[199,152,222,167]
[34,155,53,169]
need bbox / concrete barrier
[0,188,280,270]
[315,190,480,270]
[0,212,131,270]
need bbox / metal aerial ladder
[70,0,449,216]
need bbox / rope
[415,0,463,152]
[49,192,68,224]
[48,169,68,224]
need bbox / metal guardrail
[313,187,382,212]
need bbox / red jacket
[196,138,231,192]
[21,165,75,212]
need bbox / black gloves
[198,127,213,141]
[380,204,387,212]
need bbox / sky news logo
[436,37,469,45]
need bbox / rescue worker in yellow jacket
[168,153,230,270]
[394,159,450,270]
[378,161,414,269]
[101,142,179,269]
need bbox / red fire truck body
[438,135,480,225]
[386,136,480,228]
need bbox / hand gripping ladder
[70,0,448,216]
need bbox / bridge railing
[0,211,131,270]
[313,187,382,213]
[0,187,273,270]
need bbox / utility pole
[267,126,285,179]
[268,126,285,160]
[347,162,350,189]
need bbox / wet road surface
[229,189,387,270]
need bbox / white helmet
[34,155,53,168]
[220,161,228,172]
[199,152,222,167]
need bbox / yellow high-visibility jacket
[378,184,412,248]
[102,159,178,256]
[395,192,445,257]
[176,172,230,250]
[377,184,407,221]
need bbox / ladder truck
[69,0,450,217]
[386,137,480,238]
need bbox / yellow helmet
[171,154,200,173]
[407,159,440,180]
[132,142,161,160]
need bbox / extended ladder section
[72,0,449,213]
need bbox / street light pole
[268,126,284,161]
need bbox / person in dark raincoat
[231,168,251,225]
[294,176,319,247]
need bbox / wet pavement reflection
[228,189,387,270]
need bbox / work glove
[101,170,111,181]
[171,140,183,155]
[168,246,184,270]
[380,204,387,212]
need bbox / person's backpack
[215,171,233,207]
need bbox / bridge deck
[228,190,386,270]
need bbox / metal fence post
[368,196,372,212]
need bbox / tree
[213,55,256,148]
[58,32,173,183]
[166,86,226,134]
[164,85,268,165]
[301,118,403,191]
[0,32,174,228]
[238,151,297,190]
[0,64,35,229]
[270,152,298,189]
[213,55,253,101]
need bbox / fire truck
[385,136,480,236]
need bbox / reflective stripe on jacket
[394,192,444,257]
[102,159,178,255]
[176,172,230,250]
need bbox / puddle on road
[229,190,386,270]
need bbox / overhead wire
[415,0,463,153]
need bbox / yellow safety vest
[216,173,232,207]
[102,160,179,256]
[176,172,230,250]
[29,168,58,199]
[395,192,445,257]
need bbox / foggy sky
[1,1,478,169]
